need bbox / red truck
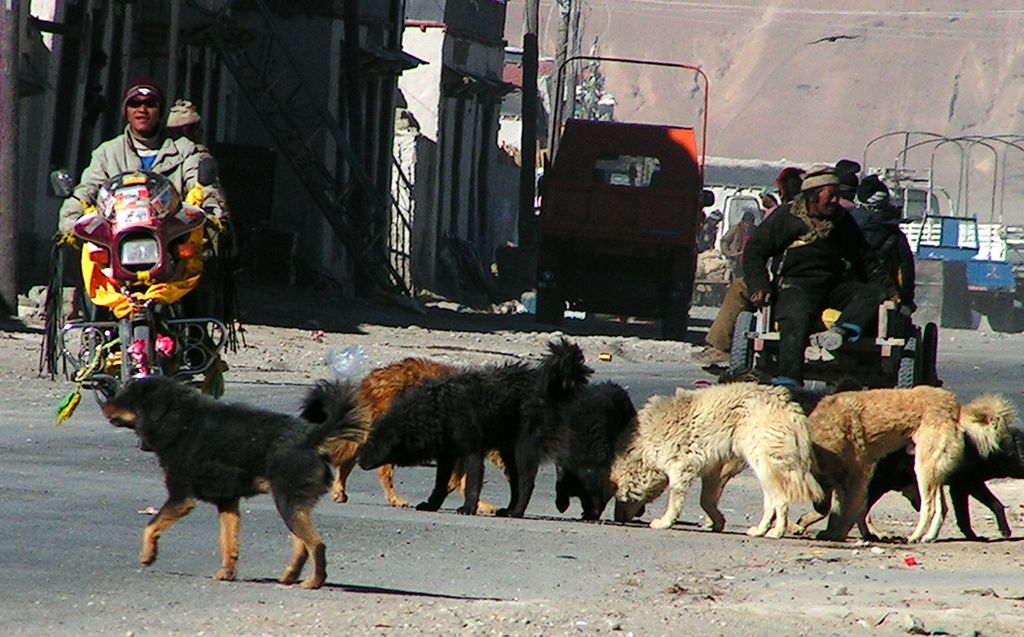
[535,58,711,340]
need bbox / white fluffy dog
[611,382,823,538]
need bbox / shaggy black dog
[355,338,592,517]
[550,381,637,521]
[101,376,365,589]
[866,428,1024,540]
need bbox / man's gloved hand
[53,231,79,247]
[749,289,771,308]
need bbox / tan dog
[796,387,1014,542]
[611,382,823,538]
[306,358,506,513]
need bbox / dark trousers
[774,278,883,382]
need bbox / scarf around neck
[787,194,836,248]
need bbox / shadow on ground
[236,278,709,344]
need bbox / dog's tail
[301,380,371,449]
[537,337,593,401]
[738,392,824,505]
[959,393,1016,457]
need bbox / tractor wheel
[921,322,941,386]
[897,337,918,388]
[728,311,755,375]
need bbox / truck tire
[535,286,564,326]
[987,305,1024,333]
[728,311,754,375]
[661,287,691,341]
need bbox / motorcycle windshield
[97,171,182,230]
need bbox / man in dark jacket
[743,166,895,386]
[851,174,916,310]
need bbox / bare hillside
[506,1,1024,220]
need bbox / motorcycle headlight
[120,237,159,266]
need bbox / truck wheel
[987,305,1024,333]
[897,337,918,388]
[535,286,564,326]
[661,283,692,341]
[728,311,755,375]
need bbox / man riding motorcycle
[48,80,231,420]
[58,80,226,234]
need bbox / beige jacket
[58,126,225,233]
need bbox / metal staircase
[192,1,411,297]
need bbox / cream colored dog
[611,382,823,538]
[795,387,1014,543]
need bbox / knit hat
[708,209,723,221]
[835,158,860,198]
[122,79,164,112]
[167,99,201,128]
[857,174,890,208]
[800,166,840,192]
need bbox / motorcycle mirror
[701,189,716,208]
[197,157,219,186]
[50,169,75,198]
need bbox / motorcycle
[50,161,228,422]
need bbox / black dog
[355,338,592,517]
[550,381,637,520]
[866,428,1024,540]
[101,376,365,589]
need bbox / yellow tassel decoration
[55,389,83,426]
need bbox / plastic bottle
[325,344,367,381]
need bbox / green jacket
[58,126,225,233]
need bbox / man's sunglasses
[126,98,158,108]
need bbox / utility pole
[551,0,569,153]
[517,0,538,252]
[0,0,21,316]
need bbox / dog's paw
[476,501,498,515]
[495,508,523,518]
[331,488,348,504]
[214,567,237,582]
[140,545,157,566]
[455,505,478,515]
[765,526,785,539]
[299,574,325,590]
[649,517,674,530]
[415,501,440,512]
[745,526,766,537]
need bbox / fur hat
[857,174,890,207]
[122,79,164,112]
[167,99,201,128]
[800,166,840,192]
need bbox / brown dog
[305,357,506,513]
[796,387,1013,542]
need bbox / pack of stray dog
[98,338,1020,590]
